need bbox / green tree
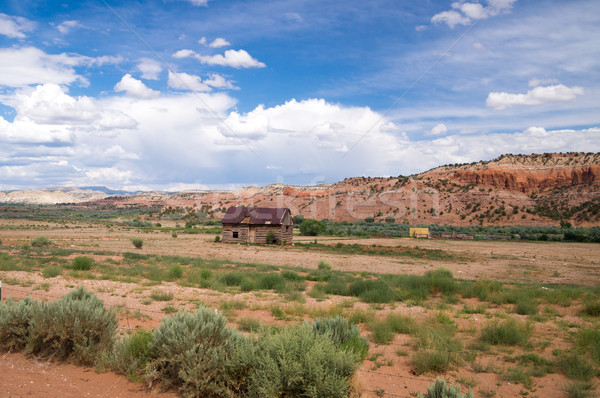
[299,219,325,236]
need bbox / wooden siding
[222,225,250,243]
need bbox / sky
[0,0,599,191]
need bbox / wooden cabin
[221,206,293,245]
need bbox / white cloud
[426,123,448,136]
[198,37,207,45]
[168,71,211,92]
[114,74,159,99]
[136,58,162,80]
[196,49,266,68]
[486,84,584,110]
[204,74,237,89]
[56,20,81,34]
[528,78,558,87]
[0,47,121,88]
[432,0,517,28]
[172,49,265,68]
[431,10,471,28]
[182,0,209,6]
[415,25,428,32]
[172,49,195,59]
[0,13,35,38]
[1,82,599,189]
[0,47,86,87]
[209,37,231,48]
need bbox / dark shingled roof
[221,206,291,225]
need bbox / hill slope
[2,153,599,226]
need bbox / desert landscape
[1,154,599,397]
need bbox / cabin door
[248,227,256,243]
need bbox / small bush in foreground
[312,316,369,360]
[72,256,93,270]
[0,297,42,351]
[26,287,117,365]
[145,307,246,397]
[247,324,359,398]
[131,237,143,249]
[31,235,52,247]
[418,378,474,398]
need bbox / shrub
[31,235,52,247]
[369,320,395,345]
[246,324,359,397]
[576,328,600,364]
[312,316,369,360]
[214,235,221,242]
[150,291,173,302]
[479,318,531,346]
[145,307,247,397]
[26,287,117,365]
[240,277,256,292]
[299,219,325,236]
[0,297,42,351]
[563,382,595,398]
[221,271,245,286]
[172,232,178,238]
[131,238,143,249]
[42,266,62,278]
[318,260,332,270]
[581,299,600,317]
[72,256,93,271]
[257,273,286,292]
[418,378,474,398]
[169,264,184,279]
[0,253,19,271]
[266,231,276,244]
[556,352,596,382]
[108,329,154,381]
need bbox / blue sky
[0,0,599,191]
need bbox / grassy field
[0,215,599,397]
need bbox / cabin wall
[222,225,249,243]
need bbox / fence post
[0,280,2,302]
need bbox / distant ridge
[2,153,599,227]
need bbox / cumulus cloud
[486,84,584,110]
[0,47,120,87]
[168,71,211,92]
[0,47,86,87]
[172,49,265,68]
[172,49,195,59]
[136,58,162,80]
[1,83,599,190]
[209,37,230,48]
[204,74,237,89]
[56,20,81,34]
[432,0,517,28]
[114,74,159,99]
[0,13,35,38]
[426,123,448,136]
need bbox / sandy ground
[1,219,599,397]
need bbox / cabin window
[285,226,290,232]
[232,231,239,239]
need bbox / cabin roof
[221,206,291,225]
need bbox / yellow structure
[409,228,430,238]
